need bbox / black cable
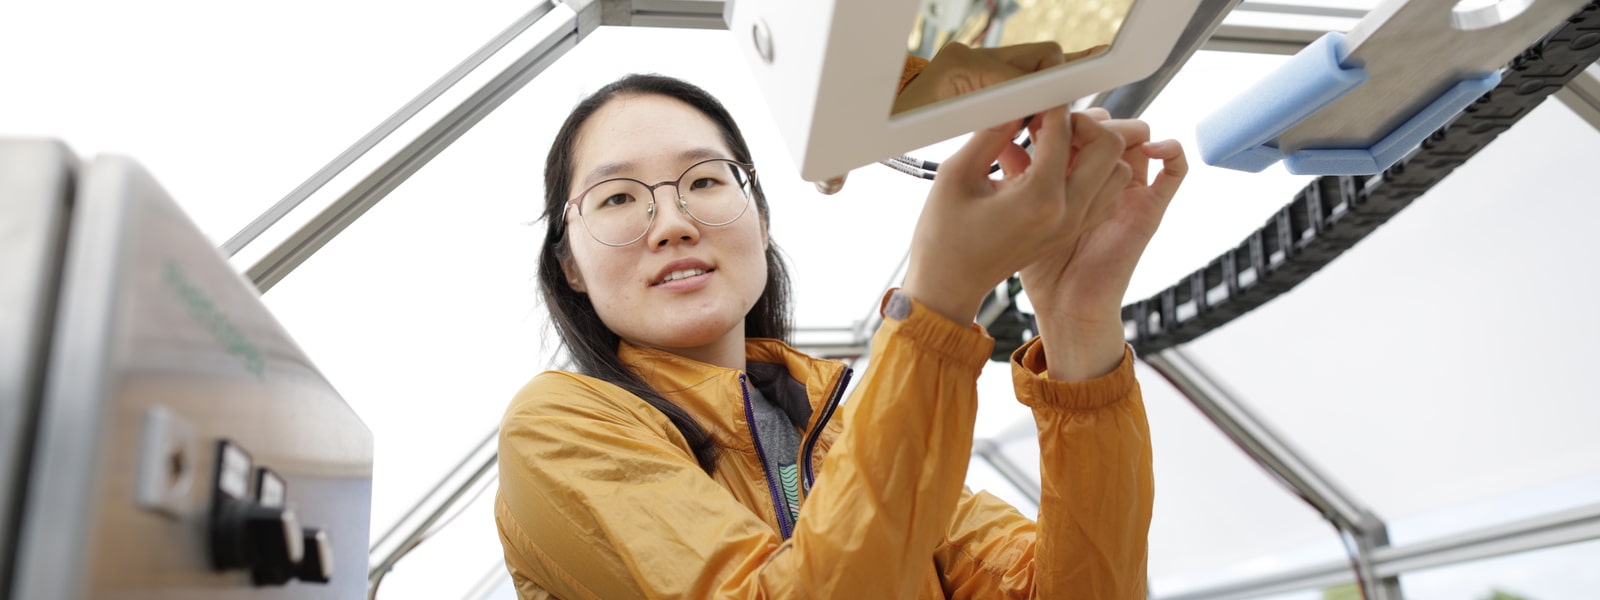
[878,156,936,180]
[880,117,1034,180]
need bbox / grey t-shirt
[746,385,802,524]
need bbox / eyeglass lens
[578,159,752,246]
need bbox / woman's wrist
[900,272,981,325]
[1033,313,1125,381]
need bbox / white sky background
[4,1,1600,598]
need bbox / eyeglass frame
[563,158,759,247]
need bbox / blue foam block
[1196,32,1366,173]
[1196,31,1503,176]
[1282,71,1500,175]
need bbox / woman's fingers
[1098,119,1151,185]
[941,117,1028,191]
[996,142,1032,180]
[1028,105,1076,177]
[1064,44,1111,63]
[1144,139,1189,203]
[1053,114,1125,213]
[1086,160,1132,227]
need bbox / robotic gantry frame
[7,1,1600,599]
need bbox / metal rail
[368,430,499,594]
[1234,1,1368,20]
[1145,348,1399,597]
[244,0,599,292]
[1146,349,1377,537]
[1090,0,1245,118]
[1159,501,1600,599]
[972,439,1043,508]
[1203,22,1332,55]
[219,2,559,257]
[1555,62,1600,130]
[599,0,727,29]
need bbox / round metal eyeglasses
[565,158,757,247]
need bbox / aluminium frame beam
[238,0,600,292]
[1089,0,1245,118]
[1158,501,1600,600]
[368,428,499,594]
[1144,347,1401,598]
[228,0,1383,293]
[972,439,1043,508]
[599,0,727,29]
[220,1,560,258]
[1555,62,1600,131]
[1201,23,1325,55]
[1143,349,1379,535]
[1233,1,1368,20]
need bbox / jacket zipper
[740,374,793,539]
[801,367,853,494]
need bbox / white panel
[728,0,1206,180]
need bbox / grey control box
[2,139,373,599]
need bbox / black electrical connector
[880,118,1035,180]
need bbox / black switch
[209,440,307,586]
[297,527,334,584]
[211,495,304,584]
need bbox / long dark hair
[538,74,793,473]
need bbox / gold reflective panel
[896,0,1135,115]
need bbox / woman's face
[562,94,768,364]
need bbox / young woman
[496,64,1187,598]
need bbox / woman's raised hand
[1019,108,1189,380]
[901,106,1131,325]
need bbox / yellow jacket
[496,291,1153,598]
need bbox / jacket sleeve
[932,339,1154,599]
[495,290,994,599]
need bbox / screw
[752,19,774,63]
[169,447,185,485]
